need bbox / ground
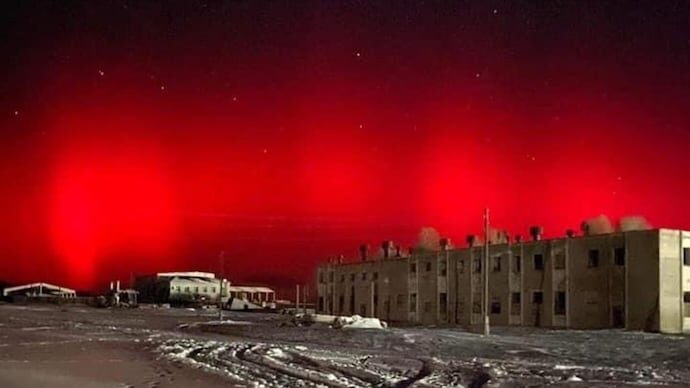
[0,304,688,387]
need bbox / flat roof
[157,271,216,279]
[228,285,274,293]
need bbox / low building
[316,228,690,334]
[227,285,276,310]
[2,282,77,300]
[134,271,228,305]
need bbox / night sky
[1,1,689,294]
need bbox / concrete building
[135,271,228,305]
[227,285,276,310]
[316,228,690,334]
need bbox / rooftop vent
[359,244,369,261]
[440,237,451,250]
[529,226,543,241]
[466,235,477,247]
[566,229,576,238]
[381,241,394,259]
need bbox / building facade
[316,229,690,334]
[135,271,228,305]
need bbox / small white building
[2,282,77,299]
[227,285,276,309]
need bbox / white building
[2,282,77,299]
[135,272,229,305]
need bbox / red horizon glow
[1,2,689,293]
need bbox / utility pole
[483,208,491,336]
[219,251,225,321]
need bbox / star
[358,124,364,129]
[355,52,361,57]
[14,110,19,116]
[262,148,268,154]
[475,73,481,78]
[160,85,166,91]
[493,9,498,15]
[98,70,104,76]
[232,96,238,102]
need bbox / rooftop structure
[3,282,77,299]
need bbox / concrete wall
[317,229,687,333]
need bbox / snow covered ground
[0,304,688,387]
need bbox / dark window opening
[439,261,447,276]
[554,253,565,269]
[361,272,367,281]
[533,291,543,304]
[425,262,432,272]
[410,293,417,313]
[350,273,355,282]
[373,272,378,281]
[410,263,417,273]
[340,274,345,282]
[615,248,626,266]
[492,256,501,272]
[511,292,521,304]
[588,249,600,268]
[360,304,366,316]
[534,254,544,270]
[684,248,690,266]
[474,258,482,273]
[554,291,566,315]
[514,255,521,272]
[490,301,501,314]
[339,295,344,314]
[458,260,465,273]
[439,293,448,314]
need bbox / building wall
[317,229,687,333]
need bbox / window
[425,262,432,272]
[588,249,600,268]
[614,248,626,266]
[473,300,482,313]
[458,260,465,273]
[684,248,690,266]
[684,292,690,318]
[360,304,366,316]
[194,287,199,294]
[439,293,448,314]
[439,260,447,276]
[410,293,417,312]
[319,272,325,283]
[554,291,566,315]
[339,295,345,313]
[329,272,334,282]
[350,273,355,282]
[513,255,521,272]
[396,294,405,306]
[362,272,367,281]
[373,272,378,281]
[474,258,482,273]
[341,274,345,282]
[410,262,417,273]
[490,301,501,314]
[511,292,521,304]
[211,287,216,293]
[203,287,208,293]
[534,254,544,270]
[532,291,543,304]
[554,253,565,269]
[492,256,501,272]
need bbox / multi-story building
[316,228,690,334]
[135,271,228,304]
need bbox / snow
[333,315,388,330]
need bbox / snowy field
[0,304,688,387]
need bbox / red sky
[0,2,689,293]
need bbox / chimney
[566,229,575,238]
[515,234,522,243]
[466,235,476,247]
[110,281,114,291]
[440,237,451,250]
[529,226,543,241]
[116,280,121,292]
[359,244,369,261]
[338,255,344,264]
[381,241,393,259]
[395,245,402,257]
[580,221,591,236]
